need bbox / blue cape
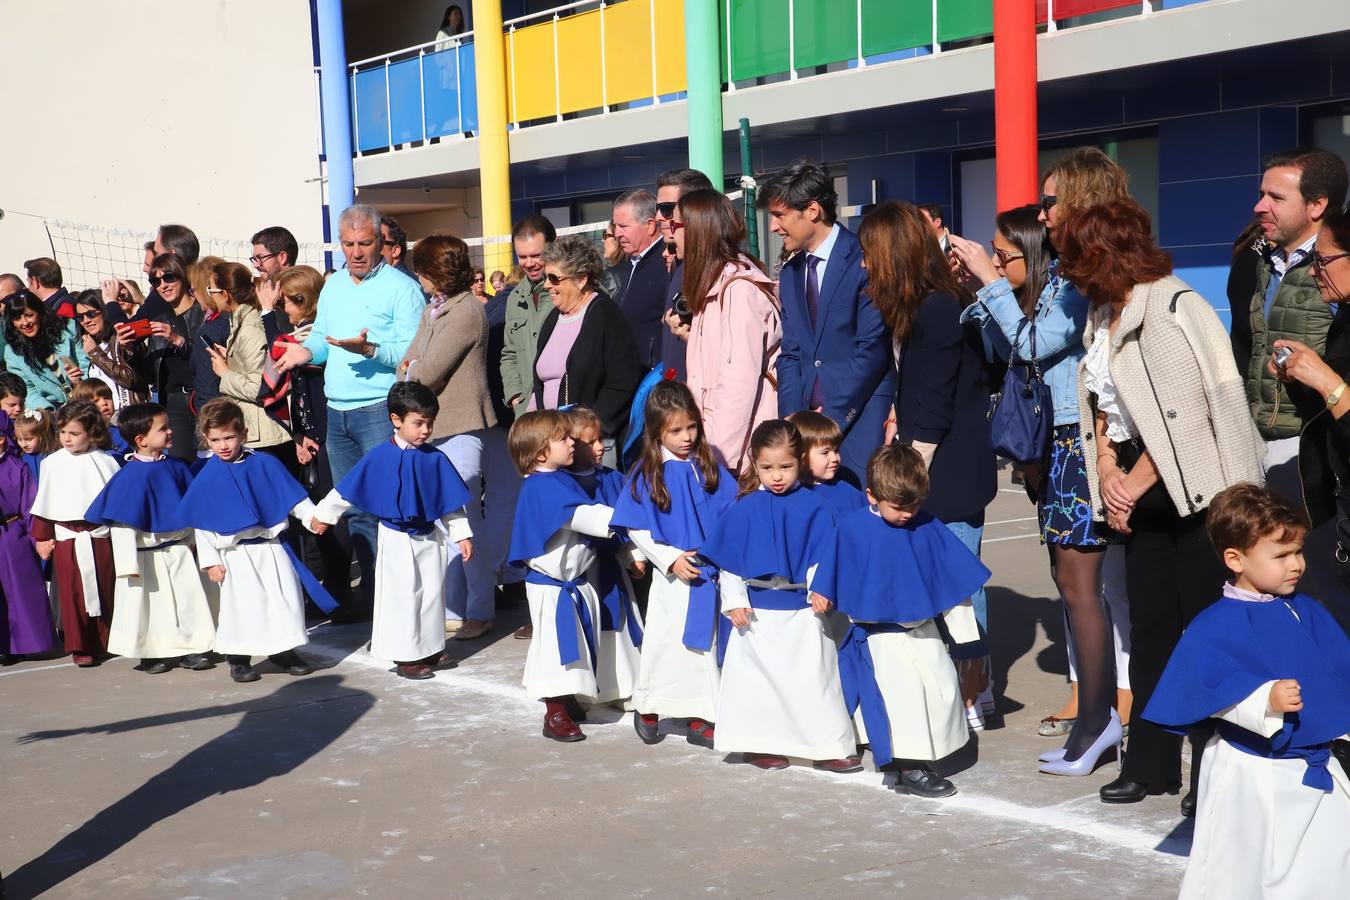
[85,456,195,532]
[699,487,834,583]
[336,440,471,533]
[1143,593,1350,749]
[21,452,44,482]
[812,508,991,624]
[177,450,307,534]
[508,470,596,566]
[610,459,736,550]
[571,467,642,646]
[807,479,868,522]
[108,425,131,459]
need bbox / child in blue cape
[700,420,857,772]
[13,407,57,483]
[565,407,643,707]
[87,402,216,674]
[178,398,329,684]
[508,410,624,742]
[1142,484,1350,898]
[812,443,991,797]
[311,383,472,681]
[786,411,867,522]
[611,382,736,750]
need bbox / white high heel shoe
[1038,710,1123,776]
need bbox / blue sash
[836,622,910,768]
[746,585,809,611]
[238,533,339,613]
[1217,722,1335,792]
[595,555,643,648]
[680,564,721,654]
[526,570,598,672]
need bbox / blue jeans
[325,400,394,603]
[944,518,988,635]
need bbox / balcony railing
[349,33,479,153]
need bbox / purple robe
[0,451,57,654]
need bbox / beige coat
[1078,275,1263,519]
[401,291,497,440]
[217,305,292,448]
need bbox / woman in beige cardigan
[1062,200,1263,808]
[404,233,498,641]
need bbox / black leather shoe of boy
[269,651,314,676]
[142,659,172,675]
[633,713,663,744]
[897,768,957,798]
[1180,791,1196,817]
[1099,775,1177,804]
[181,653,215,671]
[229,663,261,684]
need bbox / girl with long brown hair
[675,189,781,473]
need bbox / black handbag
[987,319,1053,464]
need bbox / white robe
[313,489,470,664]
[195,498,316,657]
[105,527,216,658]
[521,503,614,702]
[1181,681,1350,900]
[849,602,978,763]
[713,569,855,760]
[589,544,643,706]
[627,528,721,721]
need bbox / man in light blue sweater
[278,205,425,618]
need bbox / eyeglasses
[206,287,227,295]
[655,201,677,219]
[1039,194,1058,214]
[248,251,277,266]
[472,275,485,282]
[76,309,102,321]
[667,220,686,232]
[992,247,1025,268]
[149,272,180,287]
[284,293,305,305]
[544,273,575,286]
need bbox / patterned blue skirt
[1039,424,1111,547]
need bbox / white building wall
[0,0,324,285]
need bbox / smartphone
[124,318,155,339]
[198,332,217,350]
[58,355,78,372]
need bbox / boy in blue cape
[787,411,867,522]
[311,383,473,681]
[1142,484,1350,898]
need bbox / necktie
[805,254,821,328]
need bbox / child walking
[178,399,329,683]
[565,407,643,707]
[85,402,215,674]
[812,443,992,797]
[700,419,858,771]
[611,382,737,749]
[310,382,473,681]
[29,401,121,666]
[508,410,618,742]
[0,410,57,663]
[1143,484,1350,898]
[786,411,867,521]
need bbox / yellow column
[472,0,513,273]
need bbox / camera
[1273,346,1293,369]
[672,291,691,324]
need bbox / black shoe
[142,658,173,675]
[896,768,957,798]
[1180,791,1196,817]
[181,653,215,671]
[0,653,17,667]
[633,713,664,744]
[328,606,372,625]
[1099,775,1179,804]
[686,722,715,750]
[229,662,260,683]
[496,581,525,610]
[269,651,314,676]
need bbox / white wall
[0,0,324,285]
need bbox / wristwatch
[1326,381,1348,409]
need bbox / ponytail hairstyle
[737,419,804,497]
[632,380,720,511]
[56,400,111,450]
[210,261,260,311]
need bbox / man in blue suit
[759,161,895,483]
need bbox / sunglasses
[149,272,180,288]
[544,273,575,286]
[473,275,485,282]
[656,201,677,219]
[1039,193,1058,213]
[667,219,686,232]
[992,247,1025,267]
[76,309,102,321]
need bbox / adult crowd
[3,145,1349,811]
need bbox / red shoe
[395,663,434,680]
[72,654,97,668]
[814,755,863,773]
[686,719,715,749]
[745,753,790,770]
[543,709,585,743]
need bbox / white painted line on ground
[983,533,1042,544]
[0,661,73,678]
[984,516,1038,527]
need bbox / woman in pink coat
[673,189,781,473]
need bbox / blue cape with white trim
[85,456,194,532]
[699,486,834,583]
[610,459,735,550]
[336,440,470,533]
[508,469,595,566]
[807,478,868,523]
[177,450,306,534]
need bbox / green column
[685,0,724,186]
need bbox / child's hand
[958,658,989,708]
[308,517,328,535]
[458,539,473,562]
[809,591,832,614]
[629,559,647,579]
[1269,678,1303,713]
[206,565,226,584]
[727,607,752,629]
[35,539,54,560]
[670,552,702,583]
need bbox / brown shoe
[395,663,434,680]
[72,654,98,668]
[513,624,533,640]
[453,619,493,641]
[444,619,464,636]
[543,709,585,742]
[745,753,790,770]
[814,755,863,773]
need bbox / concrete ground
[1,471,1192,899]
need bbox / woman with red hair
[1063,199,1263,805]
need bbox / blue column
[315,0,355,242]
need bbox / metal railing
[348,31,479,154]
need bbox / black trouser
[164,389,195,462]
[1118,473,1227,788]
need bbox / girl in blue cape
[611,382,735,750]
[786,411,867,522]
[508,410,622,743]
[1141,485,1350,899]
[564,407,643,707]
[311,383,473,681]
[700,420,857,772]
[86,403,216,674]
[177,399,318,684]
[812,443,991,798]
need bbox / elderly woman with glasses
[71,289,148,415]
[530,235,642,464]
[0,289,88,409]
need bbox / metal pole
[315,0,355,241]
[993,0,1039,210]
[739,117,757,256]
[685,0,724,185]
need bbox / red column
[994,0,1040,211]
